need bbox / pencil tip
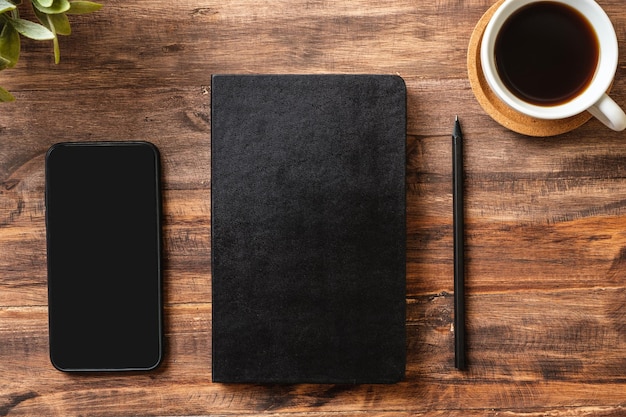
[455,115,458,122]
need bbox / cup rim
[480,0,619,120]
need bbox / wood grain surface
[2,0,626,415]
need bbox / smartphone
[45,142,163,372]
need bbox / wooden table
[1,0,626,415]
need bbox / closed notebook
[211,74,406,384]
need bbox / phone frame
[45,141,164,372]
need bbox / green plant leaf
[7,17,55,40]
[36,0,54,7]
[67,1,101,14]
[47,12,70,35]
[0,22,19,67]
[0,0,16,13]
[52,32,59,63]
[32,0,70,14]
[32,8,63,63]
[0,85,15,102]
[45,13,61,63]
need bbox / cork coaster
[467,0,593,136]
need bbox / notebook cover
[211,74,406,384]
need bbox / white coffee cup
[481,0,626,131]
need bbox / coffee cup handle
[587,94,626,132]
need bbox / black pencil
[452,115,467,370]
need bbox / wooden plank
[2,288,626,414]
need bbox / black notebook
[211,74,406,384]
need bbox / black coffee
[494,1,599,106]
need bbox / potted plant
[0,0,101,102]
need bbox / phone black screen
[46,142,162,371]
